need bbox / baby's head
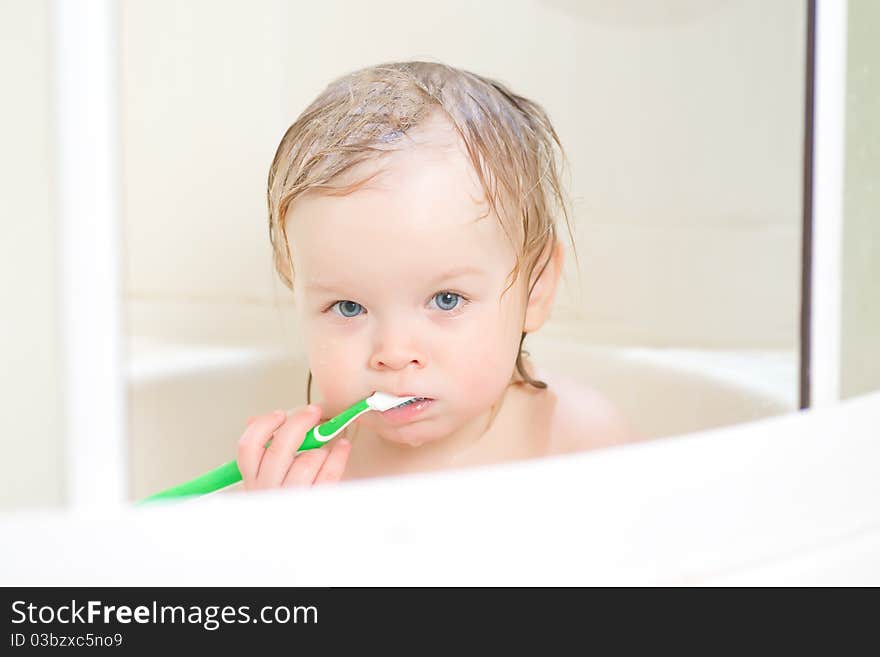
[268,61,572,447]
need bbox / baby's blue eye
[331,300,364,318]
[433,292,461,311]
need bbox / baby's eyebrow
[305,266,486,294]
[428,266,487,286]
[305,281,348,294]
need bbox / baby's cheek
[307,337,364,413]
[449,338,516,406]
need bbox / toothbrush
[135,392,417,505]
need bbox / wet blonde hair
[267,61,574,398]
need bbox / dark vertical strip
[800,0,817,410]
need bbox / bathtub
[126,300,797,501]
[3,388,879,585]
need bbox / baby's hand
[236,405,352,491]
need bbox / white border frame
[809,0,848,407]
[53,0,127,508]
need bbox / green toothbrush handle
[136,399,371,505]
[135,460,242,505]
[297,398,369,450]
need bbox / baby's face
[287,118,528,446]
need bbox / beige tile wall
[0,0,65,511]
[122,0,806,351]
[841,0,880,398]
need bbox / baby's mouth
[378,394,436,420]
[393,396,432,408]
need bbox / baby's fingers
[281,438,350,488]
[281,447,329,488]
[256,405,322,488]
[237,410,287,484]
[313,439,352,485]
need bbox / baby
[236,61,638,491]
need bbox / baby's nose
[370,353,424,371]
[368,327,427,371]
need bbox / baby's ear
[523,240,565,333]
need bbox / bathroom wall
[841,0,880,399]
[0,0,65,511]
[122,0,806,351]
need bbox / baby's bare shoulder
[542,373,641,454]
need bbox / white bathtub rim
[2,389,878,585]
